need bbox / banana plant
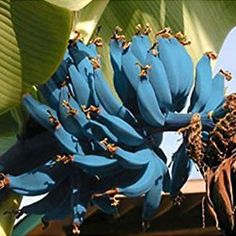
[1,0,236,235]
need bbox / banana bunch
[0,24,234,235]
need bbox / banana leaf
[0,0,73,114]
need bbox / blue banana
[5,161,70,196]
[68,64,94,107]
[170,141,193,196]
[121,43,141,91]
[188,52,216,113]
[92,65,136,124]
[169,37,193,111]
[85,107,144,146]
[201,71,227,113]
[109,31,138,113]
[142,176,163,221]
[110,30,126,101]
[131,25,152,64]
[157,37,180,102]
[107,145,155,169]
[136,70,165,127]
[77,57,94,84]
[68,39,96,67]
[51,59,70,87]
[85,119,118,143]
[145,50,172,111]
[0,131,61,176]
[19,179,69,215]
[23,94,78,154]
[72,154,120,177]
[39,79,61,111]
[58,85,90,141]
[117,157,158,197]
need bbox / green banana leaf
[73,0,110,43]
[45,0,93,11]
[0,0,73,114]
[10,0,236,235]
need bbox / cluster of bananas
[0,24,234,234]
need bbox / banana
[164,112,214,131]
[51,58,70,87]
[68,39,96,66]
[68,64,93,107]
[117,157,158,197]
[5,162,70,196]
[170,142,193,196]
[39,79,61,111]
[131,34,151,65]
[201,72,227,114]
[169,37,193,111]
[85,119,118,143]
[157,37,180,102]
[110,36,124,100]
[145,50,172,111]
[92,65,136,124]
[142,176,163,221]
[121,43,141,91]
[70,172,92,229]
[87,107,144,146]
[23,94,78,154]
[0,131,61,176]
[19,179,69,215]
[136,70,165,127]
[72,154,120,177]
[58,85,90,141]
[111,147,153,170]
[188,53,216,113]
[77,57,95,84]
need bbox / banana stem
[163,112,214,132]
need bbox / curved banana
[93,66,136,124]
[51,59,70,87]
[23,94,78,154]
[170,142,193,196]
[39,79,61,111]
[5,162,70,196]
[157,37,180,102]
[169,37,193,111]
[131,34,151,65]
[0,131,61,176]
[89,108,144,146]
[145,50,172,111]
[117,157,158,197]
[202,72,227,113]
[68,64,93,107]
[121,44,141,91]
[68,40,96,66]
[137,73,165,127]
[188,53,215,113]
[19,179,69,215]
[72,154,120,177]
[58,85,90,141]
[142,176,163,221]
